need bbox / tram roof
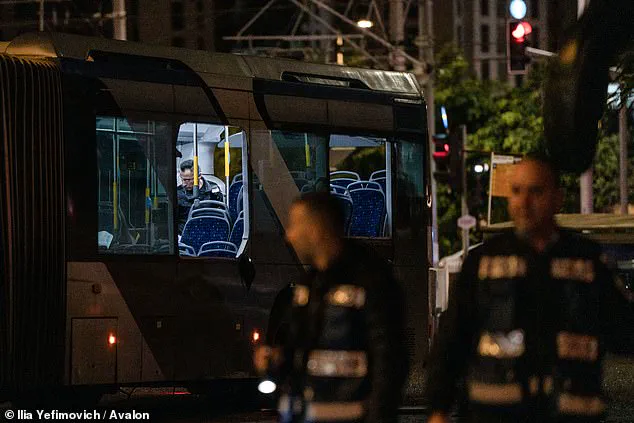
[483,213,634,243]
[2,32,421,96]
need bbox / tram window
[394,139,426,234]
[97,116,174,255]
[176,123,250,258]
[329,135,392,238]
[270,130,329,193]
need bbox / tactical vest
[466,249,606,421]
[279,281,369,423]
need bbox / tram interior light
[108,334,117,345]
[252,330,260,342]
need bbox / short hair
[522,152,561,188]
[291,192,345,236]
[179,159,201,174]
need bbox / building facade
[435,0,550,84]
[0,0,214,52]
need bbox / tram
[0,32,431,401]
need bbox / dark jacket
[278,241,408,423]
[177,177,223,234]
[425,231,634,423]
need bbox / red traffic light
[433,142,450,159]
[511,22,532,42]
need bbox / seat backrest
[190,207,230,220]
[330,184,349,195]
[331,170,360,180]
[181,216,231,253]
[230,218,244,247]
[178,242,196,256]
[199,241,237,253]
[349,188,385,237]
[332,193,354,235]
[373,177,387,193]
[370,169,386,180]
[198,249,237,258]
[348,180,383,191]
[198,241,237,257]
[228,181,243,223]
[330,178,357,189]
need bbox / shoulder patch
[478,255,527,280]
[326,285,366,308]
[550,258,594,283]
[293,285,310,306]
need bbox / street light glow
[510,0,527,19]
[474,165,484,173]
[357,19,374,28]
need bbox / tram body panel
[1,32,432,399]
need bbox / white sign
[457,214,477,230]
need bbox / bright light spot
[512,22,532,41]
[474,165,484,173]
[357,19,374,28]
[484,163,490,171]
[509,0,527,19]
[252,331,260,342]
[258,380,277,394]
[108,334,117,345]
[441,106,449,129]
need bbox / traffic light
[508,20,532,74]
[432,132,464,193]
[432,134,450,183]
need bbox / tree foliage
[433,45,633,257]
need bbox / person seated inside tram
[177,159,223,234]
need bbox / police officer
[255,192,408,423]
[177,159,223,234]
[425,155,634,423]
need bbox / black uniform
[278,241,408,423]
[426,230,634,423]
[177,177,222,234]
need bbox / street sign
[457,214,477,230]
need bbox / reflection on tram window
[270,131,329,193]
[395,139,425,234]
[176,123,250,258]
[329,135,391,238]
[97,116,174,255]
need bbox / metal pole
[620,98,629,214]
[461,126,469,258]
[578,0,593,214]
[39,0,44,31]
[389,0,406,71]
[421,0,438,266]
[113,0,127,41]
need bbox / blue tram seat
[230,217,244,248]
[332,193,353,235]
[189,207,230,221]
[330,184,348,195]
[330,178,357,189]
[188,200,229,219]
[181,216,231,254]
[331,170,360,181]
[179,242,196,256]
[370,169,386,180]
[348,181,385,237]
[373,177,387,193]
[228,181,243,223]
[198,241,237,258]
